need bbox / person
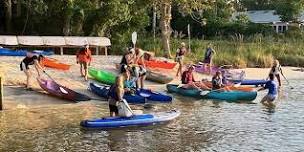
[120,48,135,72]
[20,53,45,90]
[203,43,216,74]
[181,65,202,90]
[212,71,224,90]
[76,44,92,81]
[107,65,132,117]
[130,65,147,89]
[259,74,278,108]
[175,42,187,77]
[268,59,284,87]
[133,48,147,89]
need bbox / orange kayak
[41,58,71,70]
[194,81,254,92]
[140,60,177,69]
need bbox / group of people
[19,42,286,116]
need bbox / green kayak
[88,68,116,85]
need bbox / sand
[0,55,303,110]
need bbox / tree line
[1,0,304,56]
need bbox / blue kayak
[232,79,268,86]
[166,84,257,101]
[89,83,172,104]
[80,110,180,129]
[0,48,54,56]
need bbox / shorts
[109,104,119,114]
[262,94,277,102]
[203,58,211,64]
[80,62,88,69]
[20,62,29,71]
[175,56,184,63]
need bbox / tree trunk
[62,0,73,36]
[160,1,172,58]
[4,0,12,33]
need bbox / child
[259,74,278,108]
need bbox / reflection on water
[1,80,304,152]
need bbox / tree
[3,0,12,33]
[275,0,304,22]
[155,0,213,58]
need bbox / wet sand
[0,55,303,110]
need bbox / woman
[175,42,187,77]
[133,48,147,89]
[120,48,135,72]
[212,71,224,90]
[20,53,45,90]
[181,65,202,90]
[76,44,92,81]
[203,43,216,75]
[269,59,284,87]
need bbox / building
[232,10,304,33]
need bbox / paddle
[43,71,55,82]
[132,32,137,48]
[122,99,135,115]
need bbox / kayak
[0,48,27,56]
[0,48,54,56]
[146,70,174,84]
[41,58,71,70]
[195,64,245,81]
[33,50,54,56]
[89,68,116,85]
[141,60,177,69]
[89,82,145,104]
[89,83,172,103]
[166,84,257,101]
[37,78,91,102]
[80,110,180,129]
[231,79,268,86]
[195,81,254,92]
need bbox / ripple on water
[0,80,304,151]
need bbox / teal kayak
[166,84,257,101]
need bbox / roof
[233,10,304,23]
[232,10,281,23]
[0,36,111,46]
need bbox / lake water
[0,80,303,152]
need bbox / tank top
[270,65,281,75]
[22,55,38,66]
[177,47,186,56]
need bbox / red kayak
[41,58,71,70]
[37,78,91,102]
[141,60,176,69]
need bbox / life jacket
[181,71,194,84]
[204,47,213,59]
[77,49,91,62]
[178,47,186,56]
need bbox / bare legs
[260,95,276,108]
[80,63,88,81]
[176,60,183,77]
[24,70,31,88]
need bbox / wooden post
[96,46,99,55]
[104,47,108,56]
[60,47,63,55]
[188,24,191,52]
[0,76,3,110]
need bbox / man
[203,43,216,75]
[107,65,132,117]
[259,74,278,108]
[20,53,45,90]
[76,44,92,81]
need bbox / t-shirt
[265,80,278,96]
[22,55,38,66]
[76,48,92,63]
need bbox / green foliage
[275,0,304,22]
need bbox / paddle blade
[132,32,137,46]
[200,90,210,96]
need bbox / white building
[232,10,304,33]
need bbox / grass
[134,35,304,68]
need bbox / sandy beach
[0,55,303,110]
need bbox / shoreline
[0,55,303,110]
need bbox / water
[1,80,304,152]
